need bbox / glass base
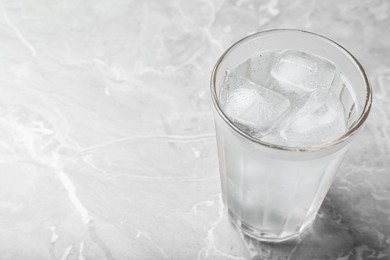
[228,209,313,243]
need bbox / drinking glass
[210,29,372,242]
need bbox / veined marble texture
[0,0,388,259]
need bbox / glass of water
[210,30,372,242]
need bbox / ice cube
[233,51,279,86]
[220,73,290,135]
[330,72,358,126]
[271,89,347,147]
[271,50,336,93]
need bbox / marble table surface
[0,0,389,259]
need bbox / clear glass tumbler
[210,30,372,242]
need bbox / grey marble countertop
[0,0,389,259]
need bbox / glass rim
[210,29,372,152]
